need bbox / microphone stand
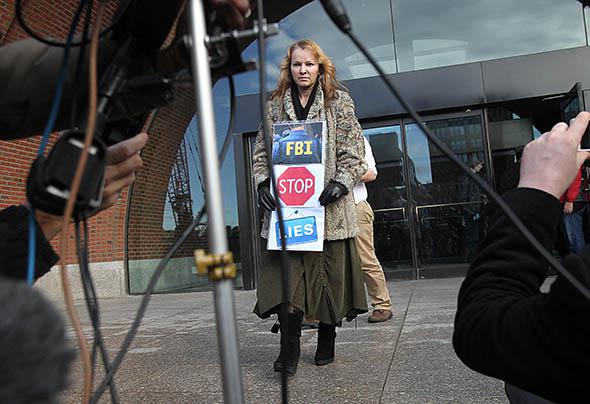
[187,1,244,402]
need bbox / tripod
[186,1,244,402]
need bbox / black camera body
[27,129,106,216]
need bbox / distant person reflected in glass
[252,39,367,376]
[459,157,485,259]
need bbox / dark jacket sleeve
[0,205,59,280]
[453,188,590,403]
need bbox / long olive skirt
[253,238,368,325]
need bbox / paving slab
[56,278,507,403]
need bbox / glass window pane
[405,116,486,204]
[236,0,396,96]
[364,126,405,210]
[488,102,550,195]
[393,0,586,72]
[363,126,413,271]
[405,116,486,266]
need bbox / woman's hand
[319,181,348,206]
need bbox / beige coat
[252,86,367,241]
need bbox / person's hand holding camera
[257,179,276,211]
[518,111,590,199]
[319,180,348,206]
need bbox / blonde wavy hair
[271,39,346,105]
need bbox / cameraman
[453,112,590,402]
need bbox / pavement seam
[379,282,415,404]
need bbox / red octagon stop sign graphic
[277,166,315,206]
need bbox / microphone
[319,0,352,33]
[0,277,74,403]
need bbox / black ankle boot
[314,322,336,366]
[273,310,303,375]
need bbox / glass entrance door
[404,114,487,274]
[363,112,488,278]
[364,125,414,278]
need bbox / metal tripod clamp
[194,249,237,281]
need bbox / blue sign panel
[272,128,322,165]
[275,216,318,247]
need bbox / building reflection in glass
[394,0,586,72]
[364,126,412,271]
[405,116,487,266]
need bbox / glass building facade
[127,0,590,293]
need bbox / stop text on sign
[276,166,316,206]
[278,177,313,195]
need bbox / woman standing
[252,39,368,375]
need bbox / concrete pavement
[58,278,507,403]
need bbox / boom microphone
[318,0,351,33]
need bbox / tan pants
[355,200,392,311]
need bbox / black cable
[317,0,590,300]
[195,75,237,238]
[186,126,206,195]
[15,0,129,48]
[218,75,236,166]
[254,1,291,402]
[70,0,93,128]
[75,215,120,403]
[75,218,98,375]
[91,73,239,403]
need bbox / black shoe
[314,323,336,366]
[273,343,300,375]
[273,309,303,375]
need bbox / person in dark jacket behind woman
[453,112,590,403]
[252,39,368,375]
